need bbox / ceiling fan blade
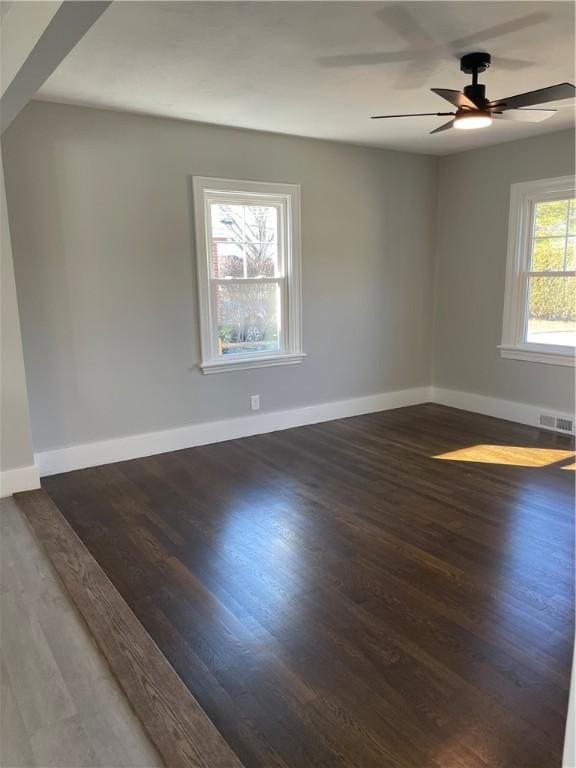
[493,109,557,123]
[430,120,455,134]
[371,112,454,119]
[431,88,478,109]
[489,83,575,110]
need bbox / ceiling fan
[371,52,575,133]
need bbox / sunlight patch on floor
[433,445,575,468]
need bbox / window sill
[199,352,306,375]
[499,344,576,367]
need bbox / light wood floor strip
[15,489,244,768]
[1,496,161,768]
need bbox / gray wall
[0,152,34,471]
[434,129,576,413]
[3,101,437,452]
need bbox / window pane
[567,237,576,270]
[534,199,569,237]
[216,282,281,356]
[569,200,576,236]
[212,241,245,278]
[246,243,278,278]
[527,275,576,346]
[244,206,277,243]
[210,203,245,241]
[531,237,566,271]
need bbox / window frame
[500,175,576,367]
[192,176,304,374]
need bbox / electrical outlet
[250,395,260,411]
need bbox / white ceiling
[37,1,575,155]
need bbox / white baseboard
[432,387,574,432]
[36,386,433,477]
[0,464,41,498]
[33,385,575,478]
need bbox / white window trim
[192,176,305,375]
[500,175,576,368]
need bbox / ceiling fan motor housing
[463,83,487,106]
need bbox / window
[192,177,304,374]
[501,176,576,367]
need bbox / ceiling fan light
[453,111,493,130]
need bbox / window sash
[211,277,286,284]
[532,236,571,240]
[206,196,286,280]
[527,271,576,277]
[517,272,575,342]
[529,204,575,272]
[210,277,287,358]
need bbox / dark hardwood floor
[42,404,575,768]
